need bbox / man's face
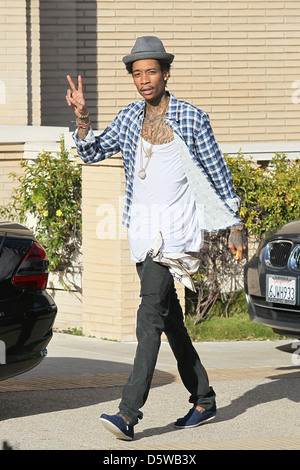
[131,59,169,104]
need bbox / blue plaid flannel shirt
[73,92,240,228]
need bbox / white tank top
[128,138,202,263]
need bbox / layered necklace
[138,97,169,180]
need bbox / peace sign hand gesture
[66,75,88,116]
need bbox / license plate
[266,275,297,305]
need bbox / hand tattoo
[229,229,244,247]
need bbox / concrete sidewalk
[0,333,300,450]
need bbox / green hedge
[226,152,300,237]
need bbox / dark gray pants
[118,255,216,426]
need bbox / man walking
[66,36,245,441]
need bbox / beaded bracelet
[76,115,91,128]
[77,121,91,129]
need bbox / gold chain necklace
[138,98,169,180]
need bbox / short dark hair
[126,59,171,75]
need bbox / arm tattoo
[78,127,89,140]
[229,228,245,247]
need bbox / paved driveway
[0,333,299,450]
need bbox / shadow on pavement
[0,357,175,422]
[1,355,299,439]
[131,367,300,441]
[214,366,300,425]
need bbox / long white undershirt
[129,137,202,263]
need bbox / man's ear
[164,72,170,82]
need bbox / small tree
[0,136,82,272]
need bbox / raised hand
[66,75,88,116]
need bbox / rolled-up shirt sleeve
[72,114,121,164]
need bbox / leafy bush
[226,152,300,237]
[189,152,300,324]
[0,136,82,271]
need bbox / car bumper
[246,293,300,339]
[0,291,57,381]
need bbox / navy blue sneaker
[99,413,134,441]
[174,407,216,428]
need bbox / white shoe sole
[99,417,133,441]
[174,413,216,429]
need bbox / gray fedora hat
[122,36,174,65]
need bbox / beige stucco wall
[0,143,24,207]
[1,0,27,125]
[79,156,139,340]
[1,1,300,142]
[95,0,300,143]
